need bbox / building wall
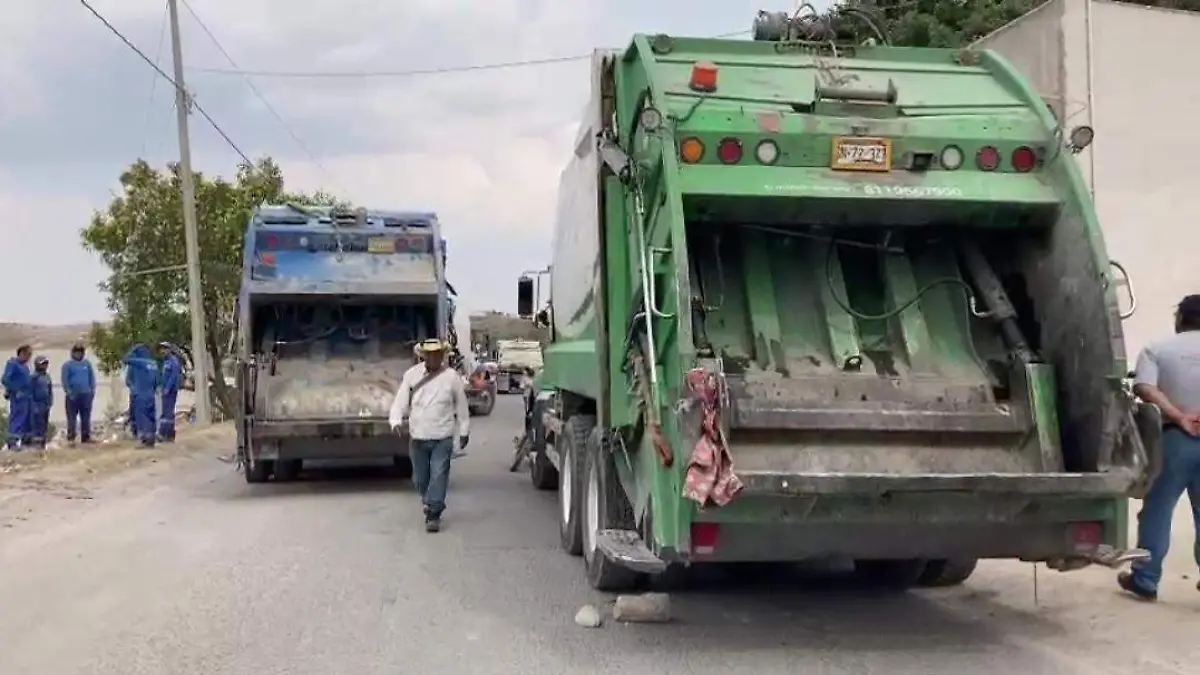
[977,0,1200,356]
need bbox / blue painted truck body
[234,204,452,482]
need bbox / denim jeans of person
[1130,428,1200,591]
[410,437,453,518]
[65,393,93,442]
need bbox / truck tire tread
[244,458,271,484]
[583,428,642,592]
[853,559,925,591]
[918,558,977,587]
[558,415,594,555]
[529,398,558,491]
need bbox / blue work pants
[6,396,29,448]
[159,389,178,440]
[132,393,156,446]
[1130,428,1200,591]
[65,393,93,442]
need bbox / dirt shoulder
[0,423,234,493]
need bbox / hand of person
[1168,410,1200,436]
[392,423,407,436]
[459,435,469,449]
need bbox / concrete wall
[977,0,1200,357]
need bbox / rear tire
[853,559,925,591]
[529,398,558,491]
[918,558,978,587]
[582,428,642,592]
[475,390,495,416]
[244,457,271,484]
[274,459,302,482]
[393,455,414,480]
[557,415,593,555]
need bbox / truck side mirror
[517,276,535,318]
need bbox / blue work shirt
[61,358,96,397]
[160,354,181,394]
[2,357,32,400]
[31,372,52,408]
[123,345,159,397]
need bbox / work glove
[459,435,469,449]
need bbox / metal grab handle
[647,246,675,319]
[1109,259,1137,320]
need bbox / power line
[138,1,169,157]
[178,0,347,196]
[188,30,751,79]
[79,0,253,166]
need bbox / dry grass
[0,423,233,488]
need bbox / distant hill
[0,323,96,350]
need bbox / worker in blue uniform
[29,356,53,448]
[2,345,33,449]
[157,342,182,442]
[123,344,159,447]
[61,343,96,444]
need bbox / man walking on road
[388,339,469,533]
[1118,294,1200,601]
[61,343,96,445]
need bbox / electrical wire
[188,30,750,79]
[178,0,347,197]
[79,0,254,166]
[138,1,169,157]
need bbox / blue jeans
[65,393,93,442]
[411,437,453,518]
[1131,428,1200,591]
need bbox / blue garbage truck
[234,204,454,483]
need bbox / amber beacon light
[689,62,718,92]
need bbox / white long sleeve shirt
[388,364,469,440]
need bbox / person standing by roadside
[1118,294,1200,601]
[123,343,159,448]
[2,345,33,450]
[388,339,470,533]
[61,343,96,446]
[156,342,182,442]
[28,357,53,448]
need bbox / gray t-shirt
[1134,331,1200,414]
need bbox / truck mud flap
[736,468,1141,496]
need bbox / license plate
[367,237,395,253]
[831,136,891,172]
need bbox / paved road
[0,396,1196,675]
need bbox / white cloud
[0,0,769,322]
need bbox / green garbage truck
[515,10,1159,591]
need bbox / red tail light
[1069,522,1102,552]
[717,138,743,164]
[976,146,1000,171]
[264,234,278,249]
[1011,145,1037,172]
[691,522,720,556]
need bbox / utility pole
[167,0,211,424]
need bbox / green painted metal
[539,31,1147,571]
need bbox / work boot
[1117,570,1157,601]
[424,511,441,533]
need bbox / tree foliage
[81,158,338,419]
[847,0,1196,49]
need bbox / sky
[0,0,791,325]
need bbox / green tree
[81,158,337,419]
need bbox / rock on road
[0,397,1196,675]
